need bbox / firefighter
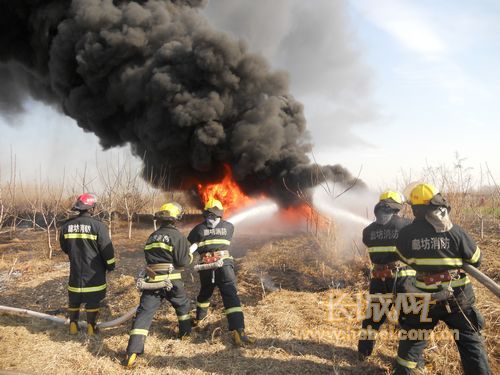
[123,202,192,368]
[59,193,116,335]
[394,183,491,374]
[358,191,415,359]
[188,198,254,346]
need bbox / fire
[280,204,313,222]
[197,165,330,228]
[280,203,331,229]
[197,165,254,215]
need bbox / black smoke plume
[0,0,363,205]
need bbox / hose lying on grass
[0,305,138,329]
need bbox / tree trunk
[108,214,113,240]
[10,217,16,238]
[128,219,132,239]
[0,204,4,231]
[46,226,53,259]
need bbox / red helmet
[73,193,97,211]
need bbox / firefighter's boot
[178,318,192,340]
[86,309,99,336]
[358,339,375,360]
[122,353,138,368]
[68,307,80,335]
[231,328,255,346]
[69,321,79,335]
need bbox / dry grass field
[0,216,498,374]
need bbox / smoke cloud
[0,0,363,205]
[204,0,379,150]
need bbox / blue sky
[1,0,498,192]
[333,0,500,189]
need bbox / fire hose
[462,263,500,298]
[0,304,138,329]
[0,266,177,328]
[193,258,224,271]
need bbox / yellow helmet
[204,198,224,216]
[379,190,404,204]
[409,183,439,205]
[155,202,183,220]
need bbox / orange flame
[279,204,330,229]
[197,165,254,215]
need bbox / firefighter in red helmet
[59,193,116,335]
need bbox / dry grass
[0,220,498,374]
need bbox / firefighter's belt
[137,263,177,291]
[145,263,174,278]
[194,251,231,272]
[371,261,403,279]
[416,269,462,285]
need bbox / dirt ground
[0,219,498,374]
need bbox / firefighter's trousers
[196,260,244,331]
[68,290,105,327]
[395,287,491,375]
[358,274,412,356]
[126,280,191,355]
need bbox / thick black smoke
[0,0,363,205]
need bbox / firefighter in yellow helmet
[394,183,491,374]
[358,190,415,359]
[188,198,254,346]
[59,193,115,336]
[123,202,192,367]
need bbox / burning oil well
[0,0,364,210]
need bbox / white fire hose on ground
[0,304,138,329]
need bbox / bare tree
[38,171,66,258]
[0,185,11,232]
[97,156,123,239]
[7,149,18,237]
[143,167,166,231]
[19,177,41,230]
[117,162,146,239]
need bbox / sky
[1,0,499,192]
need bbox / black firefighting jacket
[143,223,191,279]
[363,215,411,265]
[396,218,481,291]
[59,212,115,293]
[188,220,234,255]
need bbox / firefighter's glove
[431,285,453,302]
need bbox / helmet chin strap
[206,217,221,228]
